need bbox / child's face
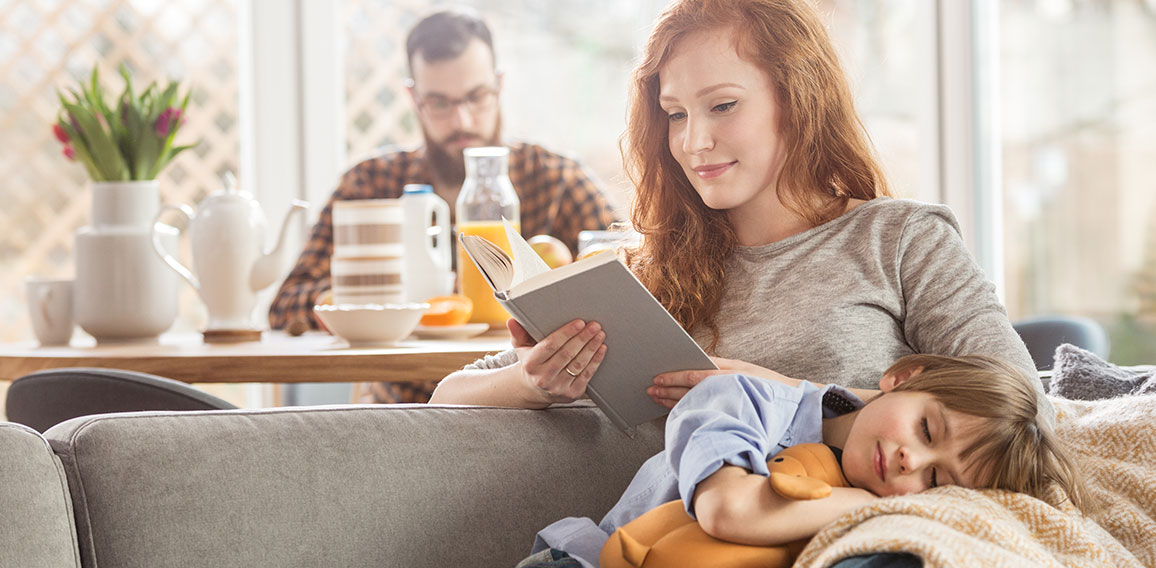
[841,390,985,496]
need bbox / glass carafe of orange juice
[456,147,520,327]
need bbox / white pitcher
[400,184,453,302]
[152,179,309,331]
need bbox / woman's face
[658,27,787,215]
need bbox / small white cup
[25,277,75,346]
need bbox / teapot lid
[224,171,240,193]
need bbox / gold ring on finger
[564,366,580,378]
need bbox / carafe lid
[464,146,509,178]
[463,146,509,159]
[404,184,433,194]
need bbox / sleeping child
[520,353,1090,568]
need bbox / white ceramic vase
[75,180,179,343]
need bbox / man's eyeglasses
[415,86,499,119]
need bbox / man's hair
[885,354,1090,512]
[621,0,891,353]
[406,8,495,78]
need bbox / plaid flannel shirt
[269,141,620,403]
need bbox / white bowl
[313,303,429,347]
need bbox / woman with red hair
[431,0,1045,425]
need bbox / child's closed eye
[921,417,938,488]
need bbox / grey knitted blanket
[1048,343,1156,401]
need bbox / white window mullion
[937,0,1004,300]
[241,0,304,214]
[299,0,346,209]
[973,0,1004,302]
[239,0,310,407]
[240,0,345,307]
[240,0,348,406]
[915,0,942,205]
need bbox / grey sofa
[1,401,663,567]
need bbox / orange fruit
[420,295,473,326]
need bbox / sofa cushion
[0,421,80,567]
[46,402,663,567]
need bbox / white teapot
[151,178,309,331]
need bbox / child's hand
[510,318,607,405]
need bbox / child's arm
[692,465,878,545]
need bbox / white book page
[507,250,617,298]
[458,233,514,291]
[504,218,551,287]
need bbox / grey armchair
[6,367,237,433]
[1012,315,1110,371]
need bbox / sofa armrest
[46,402,663,567]
[0,422,80,568]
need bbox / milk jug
[401,184,453,302]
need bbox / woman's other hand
[709,356,881,402]
[710,357,802,387]
[509,318,607,406]
[647,357,802,409]
[648,367,731,409]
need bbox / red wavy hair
[622,0,891,350]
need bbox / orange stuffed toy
[600,443,848,568]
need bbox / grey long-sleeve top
[467,198,1049,417]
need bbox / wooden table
[0,331,513,384]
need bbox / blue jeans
[515,548,584,568]
[832,553,923,568]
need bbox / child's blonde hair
[884,354,1090,512]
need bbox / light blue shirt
[531,374,865,567]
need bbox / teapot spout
[249,200,310,292]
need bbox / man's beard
[424,115,503,187]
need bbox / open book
[458,220,716,430]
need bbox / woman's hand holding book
[509,318,608,406]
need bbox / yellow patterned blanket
[797,394,1156,568]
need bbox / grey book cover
[497,255,716,430]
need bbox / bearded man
[269,9,619,403]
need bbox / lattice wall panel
[0,0,240,342]
[344,0,424,157]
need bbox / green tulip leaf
[53,65,197,181]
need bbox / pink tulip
[155,108,183,137]
[52,123,70,144]
[62,145,75,161]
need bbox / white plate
[412,323,491,340]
